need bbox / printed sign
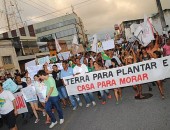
[57,51,71,60]
[3,79,18,93]
[21,86,37,102]
[14,92,28,114]
[102,39,115,50]
[64,56,170,96]
[27,65,43,80]
[35,82,47,103]
[37,56,50,65]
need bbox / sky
[0,0,170,34]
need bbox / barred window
[2,56,12,65]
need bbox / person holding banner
[33,75,50,124]
[73,58,96,107]
[146,32,159,57]
[109,58,122,105]
[15,75,31,125]
[163,38,170,56]
[26,77,44,123]
[124,48,143,99]
[37,70,64,128]
[93,61,112,105]
[146,33,165,99]
[52,65,69,108]
[0,82,18,130]
[148,50,165,99]
[60,61,83,110]
[88,58,95,72]
[140,47,153,91]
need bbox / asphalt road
[2,79,170,130]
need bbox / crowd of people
[0,31,170,130]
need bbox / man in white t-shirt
[0,82,18,130]
[73,58,96,107]
[73,58,88,75]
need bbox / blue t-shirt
[60,67,73,79]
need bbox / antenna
[71,5,75,13]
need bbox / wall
[152,10,170,35]
[0,40,20,76]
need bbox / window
[2,56,12,65]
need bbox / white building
[151,9,170,35]
[120,9,170,40]
[35,13,87,45]
[0,13,87,46]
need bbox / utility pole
[156,0,167,31]
[3,0,11,31]
[3,0,24,31]
[14,0,25,27]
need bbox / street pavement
[2,79,170,130]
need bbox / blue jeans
[45,96,63,123]
[100,90,110,101]
[83,92,95,104]
[69,95,81,107]
[57,86,68,99]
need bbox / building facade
[119,19,144,39]
[151,9,170,35]
[0,39,20,76]
[119,9,170,40]
[0,13,87,46]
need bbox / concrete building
[0,13,87,72]
[119,9,170,40]
[35,13,87,45]
[0,36,50,73]
[0,39,20,76]
[119,19,144,39]
[151,9,170,35]
[0,13,88,46]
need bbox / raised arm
[130,48,137,63]
[154,32,159,49]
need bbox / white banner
[21,86,37,102]
[14,92,28,114]
[134,15,155,47]
[64,56,170,96]
[102,39,115,50]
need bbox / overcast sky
[0,0,170,34]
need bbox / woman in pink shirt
[163,38,170,56]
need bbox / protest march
[1,26,170,129]
[0,1,170,130]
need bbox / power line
[17,0,47,13]
[0,0,96,30]
[74,0,98,10]
[36,0,58,11]
[27,0,56,14]
[22,0,96,22]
